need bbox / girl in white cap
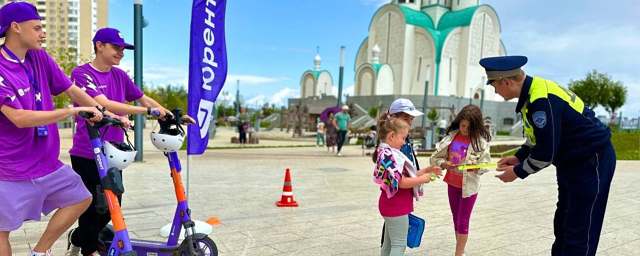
[387,98,424,169]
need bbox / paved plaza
[7,128,640,256]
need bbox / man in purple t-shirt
[65,27,193,256]
[0,3,106,256]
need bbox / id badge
[36,125,49,136]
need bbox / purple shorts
[0,164,91,231]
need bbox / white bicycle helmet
[102,141,137,170]
[150,107,190,153]
[150,132,185,153]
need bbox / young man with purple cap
[0,2,106,256]
[65,27,192,256]
[387,98,424,169]
[481,55,615,256]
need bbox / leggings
[381,215,408,256]
[448,184,477,234]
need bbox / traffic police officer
[481,55,616,256]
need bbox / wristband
[147,107,151,115]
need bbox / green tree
[225,108,236,117]
[568,70,617,109]
[604,83,627,128]
[427,108,439,122]
[47,47,84,109]
[568,70,628,127]
[369,106,378,118]
[217,104,225,118]
[261,103,273,117]
[142,85,163,106]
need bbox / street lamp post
[337,46,345,107]
[421,81,429,149]
[236,80,240,114]
[133,0,146,162]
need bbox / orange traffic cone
[276,168,298,207]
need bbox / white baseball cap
[389,98,423,116]
[342,105,349,110]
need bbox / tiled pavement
[8,146,640,255]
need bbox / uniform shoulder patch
[532,111,547,129]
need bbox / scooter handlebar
[78,111,94,119]
[78,111,123,127]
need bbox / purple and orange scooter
[79,108,217,256]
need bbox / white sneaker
[337,153,343,157]
[30,249,53,256]
[65,229,80,256]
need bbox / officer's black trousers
[551,142,616,256]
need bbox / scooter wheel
[179,235,217,256]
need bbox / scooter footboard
[101,239,179,256]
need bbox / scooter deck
[103,239,180,256]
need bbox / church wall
[401,25,416,95]
[377,65,394,95]
[355,38,369,72]
[370,7,406,95]
[357,67,375,96]
[439,31,461,97]
[463,6,502,101]
[317,72,333,96]
[456,26,472,97]
[452,0,479,12]
[411,29,436,95]
[355,3,508,102]
[302,73,315,98]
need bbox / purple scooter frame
[82,111,136,256]
[95,109,217,256]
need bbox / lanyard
[3,45,49,136]
[2,45,42,110]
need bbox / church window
[417,57,422,81]
[449,58,453,81]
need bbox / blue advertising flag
[187,0,227,155]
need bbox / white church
[300,0,507,101]
[296,0,520,132]
[355,0,506,100]
[300,54,333,98]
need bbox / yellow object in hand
[457,163,499,170]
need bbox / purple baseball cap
[0,2,42,38]
[93,28,135,50]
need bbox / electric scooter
[80,109,217,256]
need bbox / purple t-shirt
[0,49,72,181]
[69,63,143,159]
